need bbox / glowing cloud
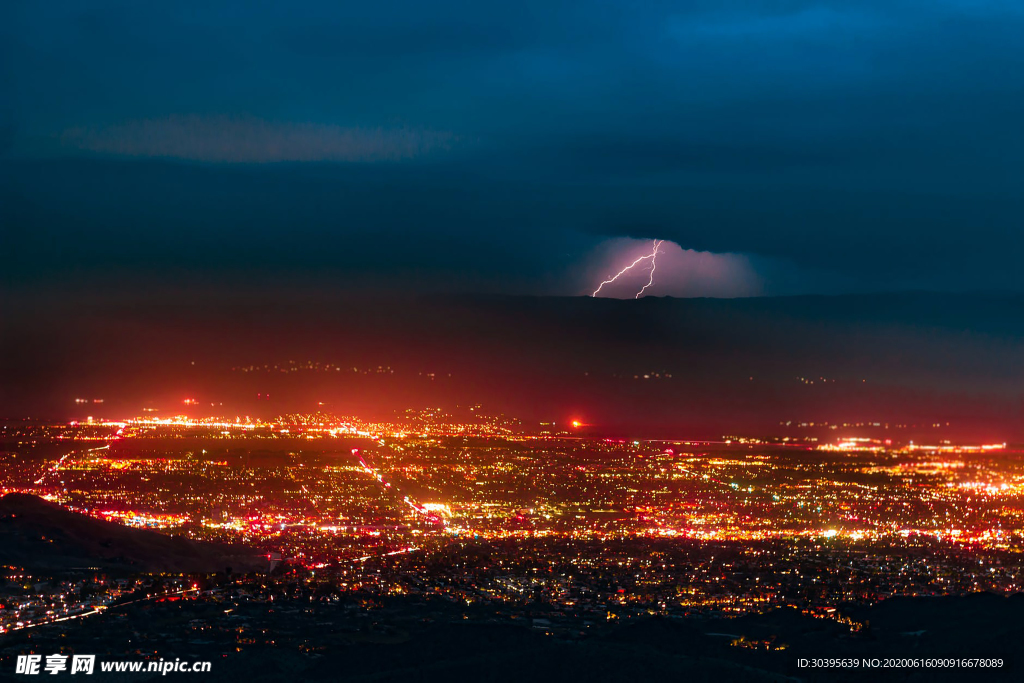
[59,116,454,163]
[586,238,762,298]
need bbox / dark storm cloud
[60,117,455,163]
[1,0,1021,294]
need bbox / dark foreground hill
[0,493,262,573]
[2,591,1022,682]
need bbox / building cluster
[2,416,1023,636]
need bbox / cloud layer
[59,116,454,163]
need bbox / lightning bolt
[591,239,663,298]
[636,240,662,298]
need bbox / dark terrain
[0,493,261,573]
[1,587,1021,681]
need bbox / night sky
[3,0,1022,299]
[2,2,1023,434]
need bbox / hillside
[0,493,262,573]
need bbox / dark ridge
[0,493,262,573]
